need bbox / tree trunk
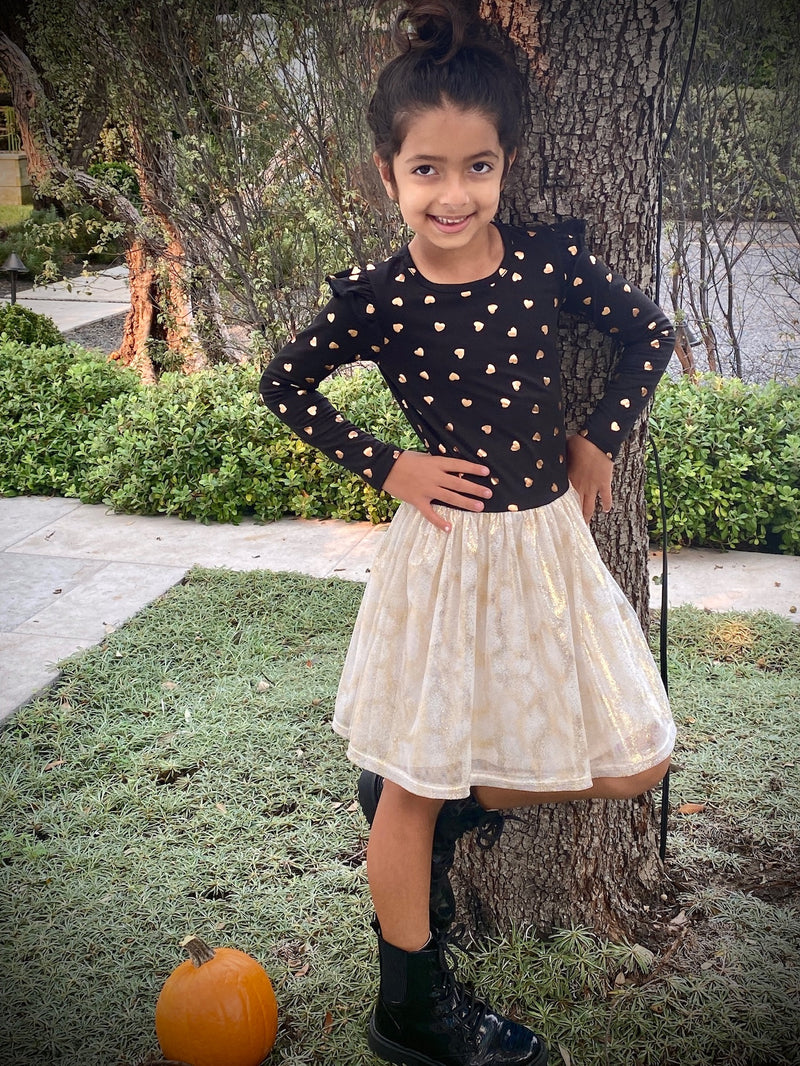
[125,128,208,374]
[108,240,157,383]
[452,0,685,942]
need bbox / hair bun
[393,0,480,61]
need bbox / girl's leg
[366,779,548,1065]
[474,755,671,810]
[367,778,443,951]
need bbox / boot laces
[433,933,489,1034]
[474,809,511,849]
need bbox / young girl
[261,4,676,1064]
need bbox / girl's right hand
[382,451,492,532]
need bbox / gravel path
[62,312,127,354]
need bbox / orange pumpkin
[155,934,278,1066]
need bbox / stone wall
[0,152,32,205]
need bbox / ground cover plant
[0,572,798,1065]
[0,204,124,281]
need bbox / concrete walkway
[2,495,799,724]
[0,265,130,330]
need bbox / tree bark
[124,128,207,375]
[107,239,157,383]
[451,0,685,942]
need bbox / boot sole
[367,1012,549,1066]
[367,1013,445,1065]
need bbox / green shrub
[646,374,800,553]
[2,341,800,552]
[83,365,417,524]
[83,365,292,522]
[87,162,140,205]
[0,303,63,346]
[0,341,138,496]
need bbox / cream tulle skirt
[332,489,675,799]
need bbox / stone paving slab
[0,298,130,330]
[0,496,81,551]
[1,554,109,630]
[11,560,186,643]
[0,631,94,720]
[0,268,130,332]
[8,270,130,301]
[648,547,799,617]
[6,502,386,580]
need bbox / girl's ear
[373,151,397,201]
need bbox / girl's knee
[599,756,672,800]
[379,779,445,818]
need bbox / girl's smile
[374,104,515,282]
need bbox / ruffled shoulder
[327,263,379,302]
[322,264,387,346]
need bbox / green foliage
[0,304,63,347]
[646,374,800,552]
[81,365,417,524]
[0,342,138,496]
[0,205,126,281]
[2,342,800,551]
[87,161,140,205]
[83,365,294,523]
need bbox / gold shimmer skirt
[332,489,675,799]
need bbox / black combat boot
[369,926,548,1066]
[357,770,508,932]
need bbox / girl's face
[374,104,515,268]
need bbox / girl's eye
[471,161,493,174]
[413,165,436,176]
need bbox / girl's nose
[439,176,469,207]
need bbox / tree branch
[0,29,157,248]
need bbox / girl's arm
[556,223,675,519]
[260,287,402,490]
[558,224,675,457]
[260,274,491,531]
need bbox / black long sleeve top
[260,220,675,513]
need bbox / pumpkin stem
[180,934,216,967]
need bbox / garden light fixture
[1,252,28,304]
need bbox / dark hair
[368,0,524,171]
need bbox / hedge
[647,374,800,554]
[0,341,138,497]
[1,340,798,553]
[0,304,63,347]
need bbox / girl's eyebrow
[404,149,502,164]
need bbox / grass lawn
[0,569,798,1065]
[0,204,34,229]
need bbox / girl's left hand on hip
[566,435,614,522]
